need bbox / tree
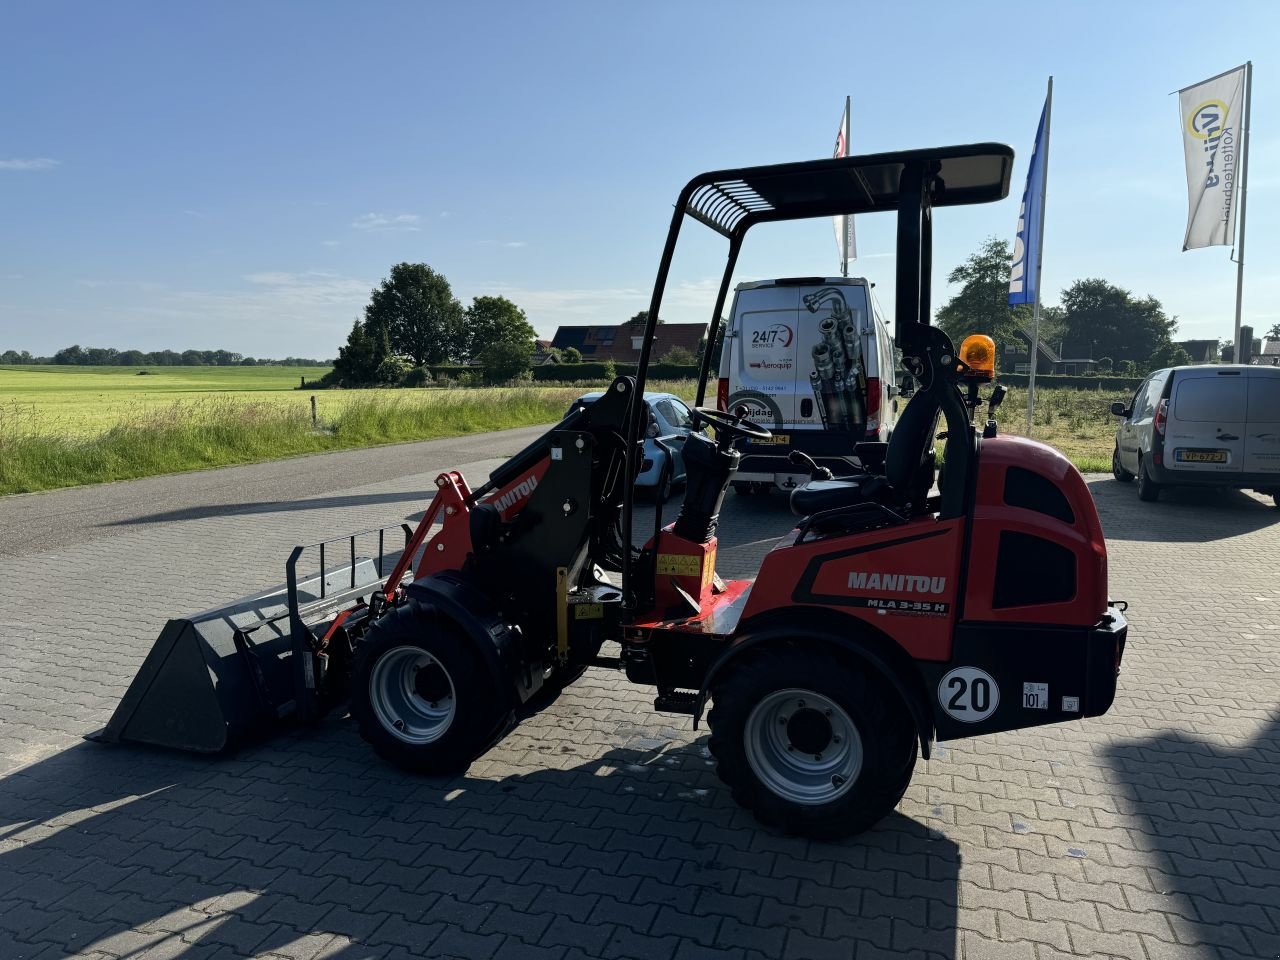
[53,345,85,365]
[1115,359,1136,376]
[628,310,660,326]
[561,346,582,363]
[1221,340,1235,363]
[1267,323,1280,341]
[364,263,464,365]
[1,350,20,364]
[462,296,536,362]
[328,319,385,386]
[479,341,533,383]
[660,345,696,365]
[1095,356,1113,373]
[1148,343,1192,371]
[118,350,146,366]
[935,237,1031,346]
[1059,279,1176,365]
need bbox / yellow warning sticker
[703,544,717,592]
[574,603,604,620]
[657,553,703,577]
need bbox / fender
[693,607,936,759]
[403,571,544,705]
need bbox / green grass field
[0,364,1123,495]
[0,364,332,434]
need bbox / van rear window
[1173,377,1246,422]
[1247,377,1280,422]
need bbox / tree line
[935,237,1206,374]
[1,346,328,366]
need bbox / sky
[2,0,1278,358]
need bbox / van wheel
[1137,458,1161,502]
[708,645,917,839]
[351,601,512,774]
[732,482,753,496]
[1112,446,1134,483]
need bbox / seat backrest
[885,390,941,491]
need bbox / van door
[794,282,870,434]
[1244,368,1280,476]
[1117,378,1149,474]
[731,285,799,429]
[1165,369,1246,476]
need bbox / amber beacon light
[959,334,996,380]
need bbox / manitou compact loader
[101,144,1127,837]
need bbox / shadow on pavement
[1088,478,1280,542]
[111,491,436,527]
[0,724,960,960]
[1102,713,1280,958]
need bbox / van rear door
[1244,368,1280,476]
[1166,369,1246,475]
[733,284,799,427]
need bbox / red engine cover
[963,436,1107,626]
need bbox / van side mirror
[1110,401,1129,418]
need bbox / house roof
[1177,338,1220,362]
[550,323,706,362]
[1261,339,1280,356]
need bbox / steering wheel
[691,406,773,443]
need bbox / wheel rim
[743,688,863,805]
[369,646,456,745]
[1113,448,1121,476]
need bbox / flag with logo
[1008,96,1049,306]
[831,97,856,268]
[1179,65,1247,250]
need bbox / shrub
[376,355,414,385]
[479,342,534,384]
[402,365,433,387]
[562,347,582,363]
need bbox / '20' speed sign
[937,667,1000,723]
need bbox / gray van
[1111,364,1280,504]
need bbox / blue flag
[1009,97,1049,306]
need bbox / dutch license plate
[752,434,790,445]
[1175,449,1227,463]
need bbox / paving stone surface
[1,434,1277,960]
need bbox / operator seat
[789,387,941,518]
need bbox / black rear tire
[351,600,512,775]
[1112,445,1134,483]
[1137,457,1161,502]
[708,644,917,839]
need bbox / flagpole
[1232,61,1252,360]
[842,95,851,278]
[1025,76,1053,436]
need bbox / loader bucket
[96,558,384,753]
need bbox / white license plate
[1175,449,1227,463]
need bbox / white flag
[831,97,856,267]
[1179,66,1247,250]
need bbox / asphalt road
[0,426,548,560]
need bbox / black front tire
[350,600,512,775]
[1112,446,1134,483]
[1137,457,1161,502]
[708,644,917,839]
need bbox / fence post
[310,395,317,427]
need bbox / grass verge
[0,388,583,495]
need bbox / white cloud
[351,212,421,232]
[502,241,527,248]
[321,239,340,247]
[2,273,22,281]
[439,211,451,218]
[0,158,60,172]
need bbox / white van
[715,277,898,493]
[1111,364,1280,504]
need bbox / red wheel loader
[99,144,1127,838]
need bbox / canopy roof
[683,143,1014,237]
